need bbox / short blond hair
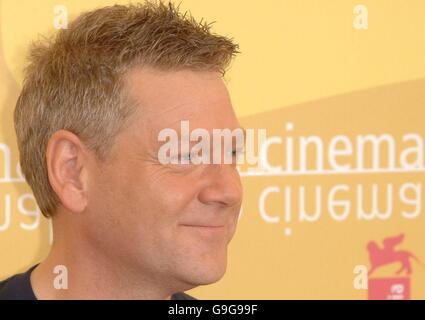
[14,1,239,217]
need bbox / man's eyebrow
[187,128,246,140]
[162,126,246,142]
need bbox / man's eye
[178,150,244,164]
[229,149,244,157]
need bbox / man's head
[14,2,242,293]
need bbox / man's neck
[30,227,174,300]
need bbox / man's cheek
[158,188,198,213]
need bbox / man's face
[85,67,243,292]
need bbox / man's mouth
[179,224,226,236]
[180,224,225,228]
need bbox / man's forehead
[124,67,239,134]
[125,66,225,106]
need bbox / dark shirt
[0,265,195,300]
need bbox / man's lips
[180,224,225,228]
[180,224,226,238]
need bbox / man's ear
[46,129,90,214]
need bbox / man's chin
[176,262,227,289]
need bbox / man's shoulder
[0,265,197,300]
[0,266,37,300]
[171,292,197,300]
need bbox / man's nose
[197,164,243,207]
